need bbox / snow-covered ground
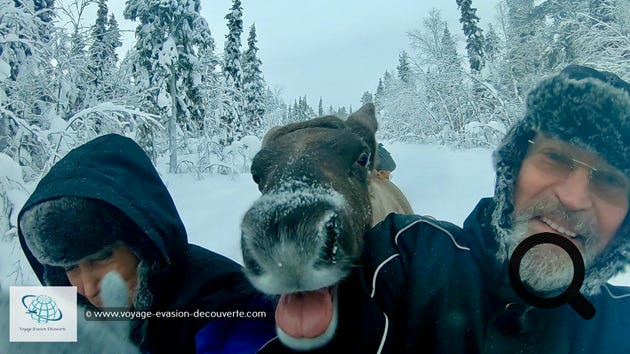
[2,143,629,289]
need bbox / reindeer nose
[321,214,341,263]
[240,187,346,281]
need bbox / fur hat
[20,197,141,267]
[491,64,630,294]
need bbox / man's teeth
[540,217,577,237]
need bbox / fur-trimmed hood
[17,134,189,306]
[491,65,630,295]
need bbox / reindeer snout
[321,214,341,263]
[240,188,351,294]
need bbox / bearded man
[359,64,630,353]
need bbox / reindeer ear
[345,103,378,169]
[261,116,346,148]
[346,103,377,135]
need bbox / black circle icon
[508,232,595,320]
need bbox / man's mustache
[513,199,598,241]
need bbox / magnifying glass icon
[508,232,596,320]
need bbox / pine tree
[484,24,501,62]
[88,0,108,81]
[456,0,485,72]
[503,0,543,93]
[262,86,288,128]
[336,106,348,118]
[87,0,121,104]
[397,51,412,84]
[374,78,384,110]
[360,91,373,105]
[125,0,217,170]
[441,26,461,71]
[193,28,221,135]
[223,0,243,90]
[439,25,466,133]
[299,96,315,120]
[106,14,122,65]
[220,0,244,145]
[242,24,266,136]
[288,96,315,121]
[318,97,324,116]
[288,100,294,121]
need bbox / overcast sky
[104,0,499,111]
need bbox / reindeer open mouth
[275,286,338,349]
[241,185,354,350]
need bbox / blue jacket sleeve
[195,299,277,354]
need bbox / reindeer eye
[356,152,369,167]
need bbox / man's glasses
[526,139,629,206]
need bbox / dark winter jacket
[262,197,630,353]
[17,134,275,354]
[363,198,630,353]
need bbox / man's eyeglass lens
[527,140,629,205]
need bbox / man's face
[65,244,139,309]
[508,134,628,294]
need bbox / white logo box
[10,286,77,342]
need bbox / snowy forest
[0,0,629,245]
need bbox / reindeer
[241,103,412,351]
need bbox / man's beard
[503,199,600,297]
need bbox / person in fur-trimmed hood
[353,64,630,353]
[17,134,276,354]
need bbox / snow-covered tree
[2,0,54,80]
[336,106,348,118]
[374,78,384,111]
[360,91,373,105]
[574,0,629,74]
[88,0,109,84]
[261,86,287,129]
[287,96,315,122]
[106,14,122,63]
[220,0,244,146]
[376,9,473,144]
[0,0,58,172]
[223,0,243,91]
[500,0,546,95]
[86,0,122,109]
[484,24,501,63]
[242,24,265,136]
[318,97,323,116]
[396,51,412,85]
[456,0,485,72]
[125,0,216,171]
[191,31,221,136]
